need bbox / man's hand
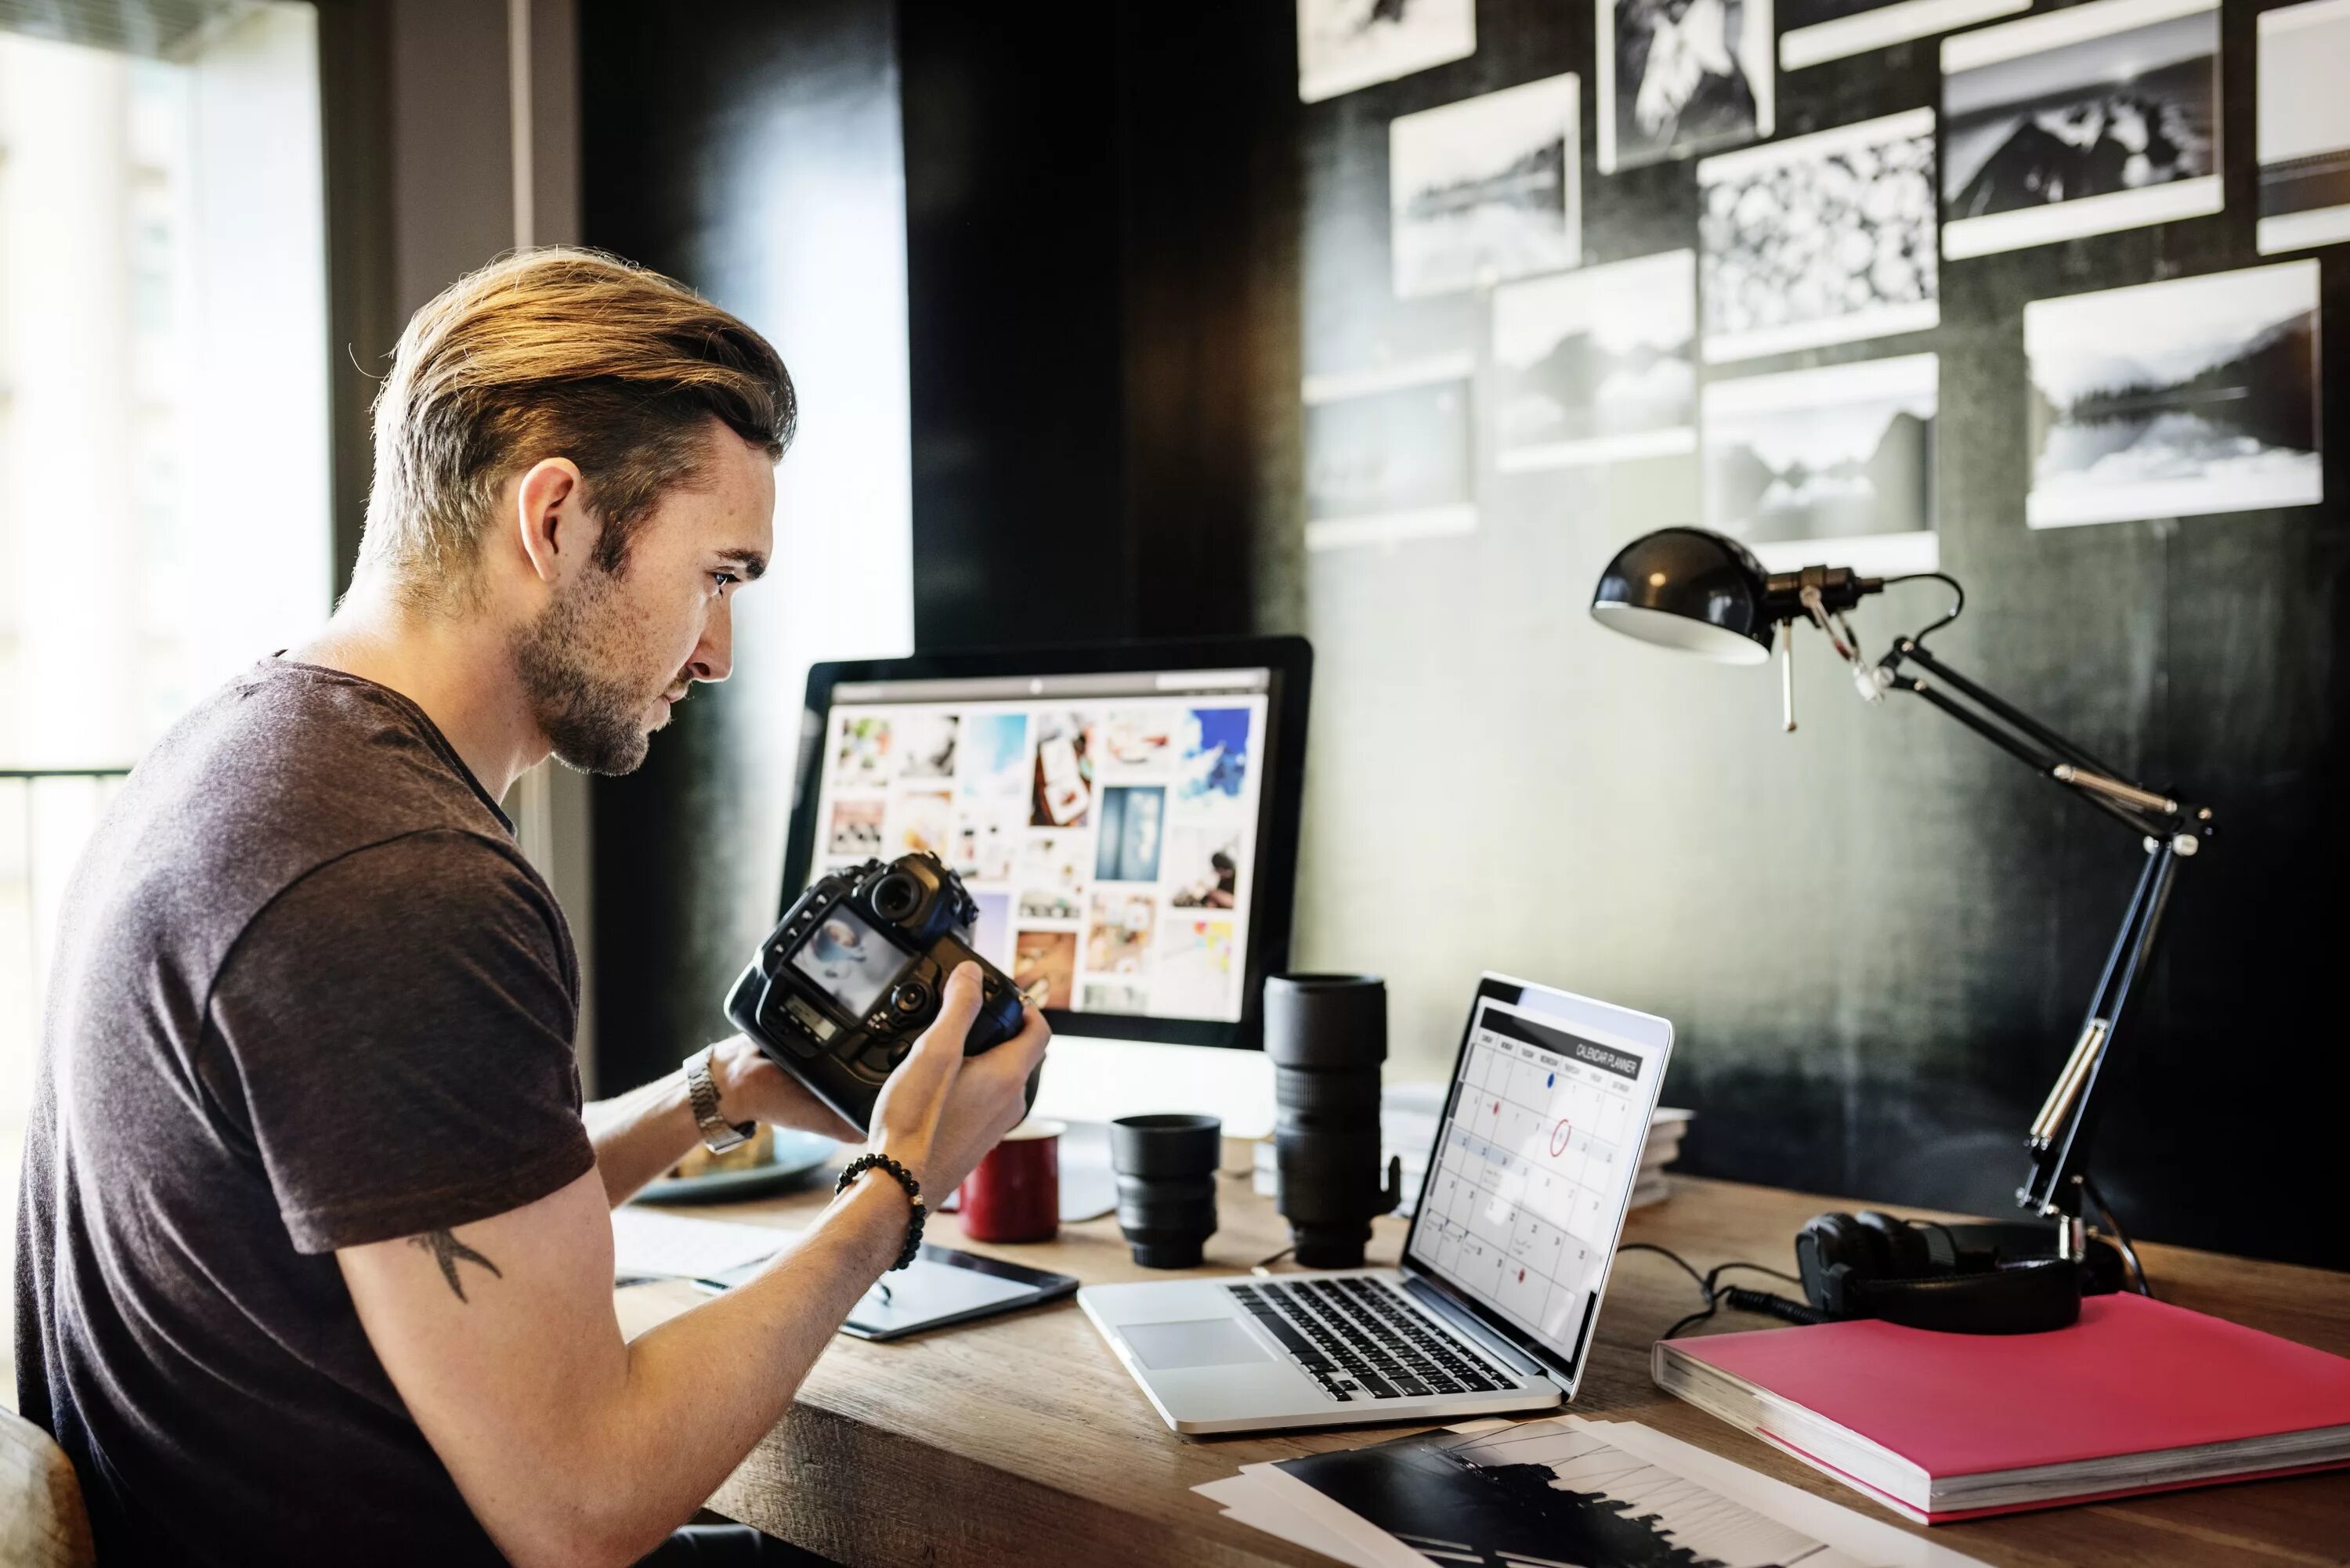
[868,963,1051,1194]
[707,1033,862,1140]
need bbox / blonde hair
[358,247,794,603]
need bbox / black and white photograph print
[1597,0,1774,175]
[1780,0,2029,73]
[1698,107,1938,363]
[1302,357,1477,551]
[1297,0,1476,104]
[2258,0,2350,255]
[1390,74,1581,298]
[1276,1419,1858,1568]
[1702,352,1939,576]
[1493,250,1695,471]
[2025,262,2323,529]
[1941,0,2222,261]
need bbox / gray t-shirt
[14,659,596,1566]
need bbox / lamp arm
[1870,633,2213,1259]
[1876,636,2202,844]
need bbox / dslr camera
[725,852,1032,1133]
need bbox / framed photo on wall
[2024,262,2323,529]
[1390,74,1582,298]
[1701,353,1940,576]
[1780,0,2030,72]
[1297,0,1477,104]
[1941,0,2222,259]
[1697,108,1939,363]
[1598,0,1774,175]
[2257,0,2350,254]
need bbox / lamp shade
[1589,527,1776,666]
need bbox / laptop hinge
[1400,1274,1553,1382]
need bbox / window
[0,3,330,1341]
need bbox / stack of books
[1252,1093,1694,1218]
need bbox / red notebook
[1653,1292,2350,1523]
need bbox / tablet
[704,1245,1079,1342]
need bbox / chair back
[0,1407,94,1568]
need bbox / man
[14,248,1051,1566]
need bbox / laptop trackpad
[1123,1317,1274,1371]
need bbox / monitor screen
[1405,981,1670,1384]
[799,659,1292,1032]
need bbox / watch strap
[684,1046,754,1154]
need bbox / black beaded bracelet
[836,1153,925,1271]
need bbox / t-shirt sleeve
[204,829,598,1253]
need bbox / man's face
[512,423,776,775]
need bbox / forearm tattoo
[409,1228,504,1303]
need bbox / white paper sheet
[1195,1474,1386,1568]
[610,1208,790,1282]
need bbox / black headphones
[1790,1210,2107,1335]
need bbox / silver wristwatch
[684,1046,754,1154]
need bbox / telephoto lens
[1265,974,1402,1269]
[1108,1114,1223,1269]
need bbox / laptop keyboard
[1224,1277,1517,1403]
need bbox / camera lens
[870,871,920,923]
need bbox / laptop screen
[1404,976,1672,1388]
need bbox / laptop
[1079,973,1673,1435]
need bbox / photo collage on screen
[812,694,1269,1024]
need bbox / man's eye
[710,572,739,591]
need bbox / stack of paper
[611,1207,791,1284]
[1195,1414,1985,1568]
[1252,1094,1694,1217]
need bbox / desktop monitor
[783,638,1312,1051]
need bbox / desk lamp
[1589,526,2211,1277]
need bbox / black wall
[897,0,1295,648]
[1283,0,2348,1271]
[579,2,2347,1268]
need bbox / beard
[510,566,672,775]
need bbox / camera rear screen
[790,905,909,1021]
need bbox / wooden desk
[617,1153,2350,1566]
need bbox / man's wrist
[682,1046,754,1153]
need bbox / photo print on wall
[1941,0,2221,260]
[1493,249,1696,471]
[1702,352,1939,576]
[1598,0,1774,175]
[1297,0,1475,104]
[1697,108,1938,363]
[1302,356,1477,551]
[2258,0,2350,254]
[1390,73,1581,299]
[1780,0,2029,71]
[2025,262,2323,529]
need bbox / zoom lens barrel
[1265,974,1401,1269]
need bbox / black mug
[1265,974,1402,1269]
[1108,1114,1221,1269]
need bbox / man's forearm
[573,1175,906,1561]
[583,1069,703,1205]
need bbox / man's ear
[514,458,585,587]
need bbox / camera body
[725,853,1031,1133]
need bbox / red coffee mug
[956,1119,1063,1243]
